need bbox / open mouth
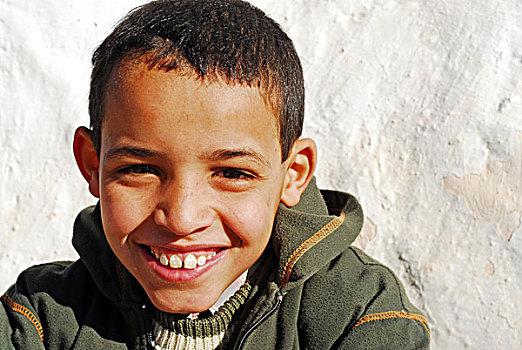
[148,247,219,270]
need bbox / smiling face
[87,62,293,313]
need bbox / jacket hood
[72,177,363,302]
[72,204,146,304]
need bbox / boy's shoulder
[295,246,431,349]
[1,259,92,348]
[1,258,144,348]
[239,179,430,349]
[1,207,146,348]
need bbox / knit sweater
[150,282,251,349]
[1,178,430,349]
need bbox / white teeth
[154,249,217,269]
[159,253,169,266]
[169,254,182,268]
[197,255,207,266]
[184,253,197,269]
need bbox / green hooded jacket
[1,179,430,349]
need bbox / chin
[148,289,219,314]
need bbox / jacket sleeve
[337,309,430,349]
[1,289,46,350]
[335,247,431,349]
[1,261,81,350]
[0,292,17,350]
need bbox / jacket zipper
[141,304,154,350]
[237,292,283,350]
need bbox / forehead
[106,60,277,122]
[101,61,281,158]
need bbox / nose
[153,177,214,236]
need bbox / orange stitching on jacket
[1,292,44,342]
[353,310,431,340]
[279,211,345,288]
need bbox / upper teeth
[160,254,169,266]
[197,255,207,266]
[155,251,216,269]
[169,254,182,268]
[184,254,197,269]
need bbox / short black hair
[89,0,304,161]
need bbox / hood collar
[271,177,364,291]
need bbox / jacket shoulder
[344,247,430,348]
[298,246,431,349]
[1,260,95,348]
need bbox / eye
[215,168,254,180]
[117,164,160,175]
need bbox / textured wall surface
[1,0,521,348]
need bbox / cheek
[100,183,156,240]
[222,187,281,247]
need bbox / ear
[73,127,101,198]
[281,138,317,207]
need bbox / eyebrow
[103,146,270,167]
[103,146,159,160]
[201,148,270,167]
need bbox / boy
[1,0,430,348]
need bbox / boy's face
[96,62,289,313]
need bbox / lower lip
[141,247,226,283]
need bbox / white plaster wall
[1,0,520,348]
